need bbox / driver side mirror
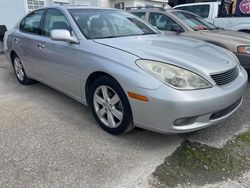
[50,29,78,44]
[171,24,184,33]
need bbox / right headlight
[136,60,212,90]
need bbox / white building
[0,0,168,29]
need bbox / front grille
[211,66,239,86]
[210,97,242,120]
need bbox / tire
[12,54,36,85]
[89,75,134,135]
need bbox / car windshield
[172,11,218,31]
[69,9,159,39]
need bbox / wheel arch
[10,50,17,63]
[238,29,250,34]
[85,71,124,105]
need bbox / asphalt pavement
[0,54,249,187]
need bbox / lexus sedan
[4,6,248,135]
[128,8,250,69]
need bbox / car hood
[182,30,250,52]
[94,34,237,75]
[201,30,250,43]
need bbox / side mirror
[170,24,184,33]
[50,29,78,43]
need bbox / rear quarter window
[176,5,210,18]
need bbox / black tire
[11,53,36,85]
[89,75,134,135]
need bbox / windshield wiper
[93,36,119,39]
[141,32,157,35]
[93,32,157,39]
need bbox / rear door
[13,9,45,79]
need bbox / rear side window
[42,9,71,37]
[132,12,146,20]
[175,5,210,18]
[20,10,44,34]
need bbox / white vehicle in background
[174,0,250,33]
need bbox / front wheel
[89,76,134,135]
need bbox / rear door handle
[37,43,45,49]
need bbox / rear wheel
[89,76,134,135]
[12,54,36,85]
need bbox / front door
[36,8,82,100]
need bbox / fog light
[174,116,198,126]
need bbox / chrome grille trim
[211,66,239,86]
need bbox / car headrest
[52,21,70,31]
[90,18,104,29]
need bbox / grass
[237,131,250,144]
[152,131,250,187]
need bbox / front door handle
[14,38,20,43]
[37,43,45,49]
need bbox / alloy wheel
[93,85,124,128]
[14,57,25,81]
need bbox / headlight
[136,60,212,90]
[237,46,250,54]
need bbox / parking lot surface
[0,54,249,187]
[0,42,3,54]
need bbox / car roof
[128,8,202,17]
[66,6,117,11]
[128,8,193,15]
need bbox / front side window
[172,11,217,31]
[20,10,44,34]
[149,13,180,31]
[132,12,146,20]
[175,5,210,18]
[69,9,158,39]
[42,9,71,37]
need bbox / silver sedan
[4,6,248,135]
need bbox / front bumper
[127,68,248,134]
[235,53,250,69]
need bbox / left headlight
[136,60,212,90]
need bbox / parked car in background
[128,8,250,69]
[4,6,248,135]
[174,1,250,33]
